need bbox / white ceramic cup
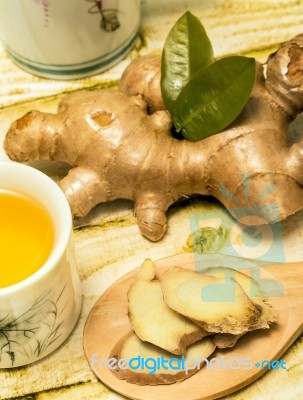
[0,162,82,368]
[0,0,141,79]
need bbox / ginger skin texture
[4,35,303,241]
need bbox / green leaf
[161,11,214,113]
[173,56,256,141]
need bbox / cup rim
[0,161,72,296]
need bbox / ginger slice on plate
[211,333,241,349]
[159,267,262,335]
[128,259,207,355]
[204,267,276,327]
[205,267,277,348]
[110,331,216,385]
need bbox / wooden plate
[83,253,302,400]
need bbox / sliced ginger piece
[204,266,276,328]
[128,259,207,355]
[206,267,276,348]
[110,331,216,385]
[159,267,261,335]
[211,333,242,349]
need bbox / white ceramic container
[0,162,82,368]
[0,0,141,79]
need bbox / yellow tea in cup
[0,189,55,288]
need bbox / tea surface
[0,189,54,288]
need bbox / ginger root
[118,54,165,113]
[4,34,303,241]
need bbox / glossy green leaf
[173,56,256,141]
[161,11,214,113]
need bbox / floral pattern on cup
[0,284,70,367]
[86,0,121,32]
